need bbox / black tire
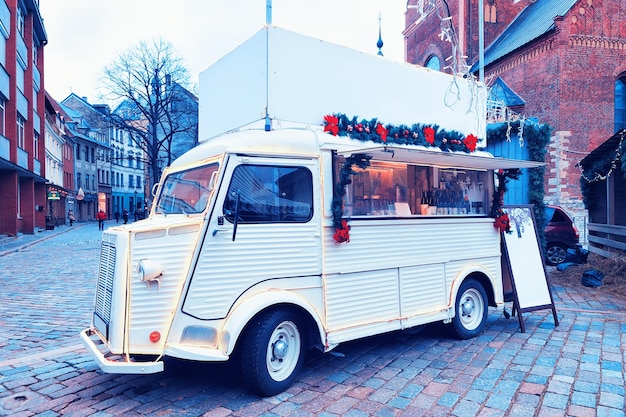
[452,278,488,340]
[240,309,306,397]
[545,243,567,266]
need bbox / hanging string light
[578,130,626,183]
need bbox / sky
[40,0,407,105]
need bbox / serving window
[336,157,490,217]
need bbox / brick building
[404,0,626,218]
[0,1,47,237]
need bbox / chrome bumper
[80,328,164,374]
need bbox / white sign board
[501,206,559,332]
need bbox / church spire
[377,12,384,56]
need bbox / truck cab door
[182,156,322,320]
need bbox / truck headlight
[137,259,163,283]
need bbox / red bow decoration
[423,126,435,145]
[494,213,511,233]
[333,219,350,243]
[463,134,479,152]
[375,123,388,142]
[324,115,339,136]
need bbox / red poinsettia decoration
[463,134,479,152]
[333,219,350,243]
[324,115,339,136]
[494,213,511,233]
[423,126,435,145]
[375,123,388,142]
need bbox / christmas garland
[324,114,480,153]
[490,169,521,233]
[487,121,550,245]
[332,154,372,243]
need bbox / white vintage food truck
[80,27,540,396]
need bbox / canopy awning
[337,146,545,171]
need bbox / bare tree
[100,38,198,198]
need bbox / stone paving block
[451,399,480,417]
[547,379,571,395]
[596,406,626,417]
[486,392,512,410]
[388,396,411,409]
[542,392,569,410]
[571,390,597,408]
[1,375,38,389]
[508,403,537,417]
[351,398,381,415]
[566,404,597,417]
[362,377,385,389]
[381,376,409,391]
[327,371,350,383]
[601,383,625,396]
[398,383,423,399]
[599,391,624,408]
[437,391,460,407]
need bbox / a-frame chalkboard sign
[501,205,559,332]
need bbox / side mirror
[151,183,160,198]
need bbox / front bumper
[80,328,164,374]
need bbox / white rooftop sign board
[199,26,486,141]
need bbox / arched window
[485,3,497,23]
[425,55,441,71]
[615,76,626,132]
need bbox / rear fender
[449,264,501,309]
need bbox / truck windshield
[155,163,219,214]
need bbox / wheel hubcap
[272,338,288,361]
[266,321,301,382]
[459,289,483,330]
[462,298,475,317]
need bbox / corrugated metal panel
[128,224,201,352]
[324,217,501,274]
[325,269,400,330]
[94,242,116,335]
[474,0,577,70]
[183,222,322,319]
[400,264,447,317]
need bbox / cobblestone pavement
[0,224,624,416]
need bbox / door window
[223,165,313,223]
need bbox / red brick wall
[405,0,626,216]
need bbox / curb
[0,224,87,257]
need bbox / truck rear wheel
[452,278,488,339]
[240,309,305,397]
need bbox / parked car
[544,205,580,265]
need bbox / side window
[223,165,313,223]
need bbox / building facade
[110,125,145,220]
[0,0,47,236]
[43,91,67,227]
[60,96,112,222]
[404,0,626,219]
[62,94,145,221]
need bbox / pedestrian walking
[122,209,129,225]
[68,210,75,226]
[96,209,106,230]
[114,211,120,223]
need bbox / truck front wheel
[240,309,305,397]
[452,278,488,339]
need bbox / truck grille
[94,241,116,335]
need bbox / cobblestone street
[0,224,624,416]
